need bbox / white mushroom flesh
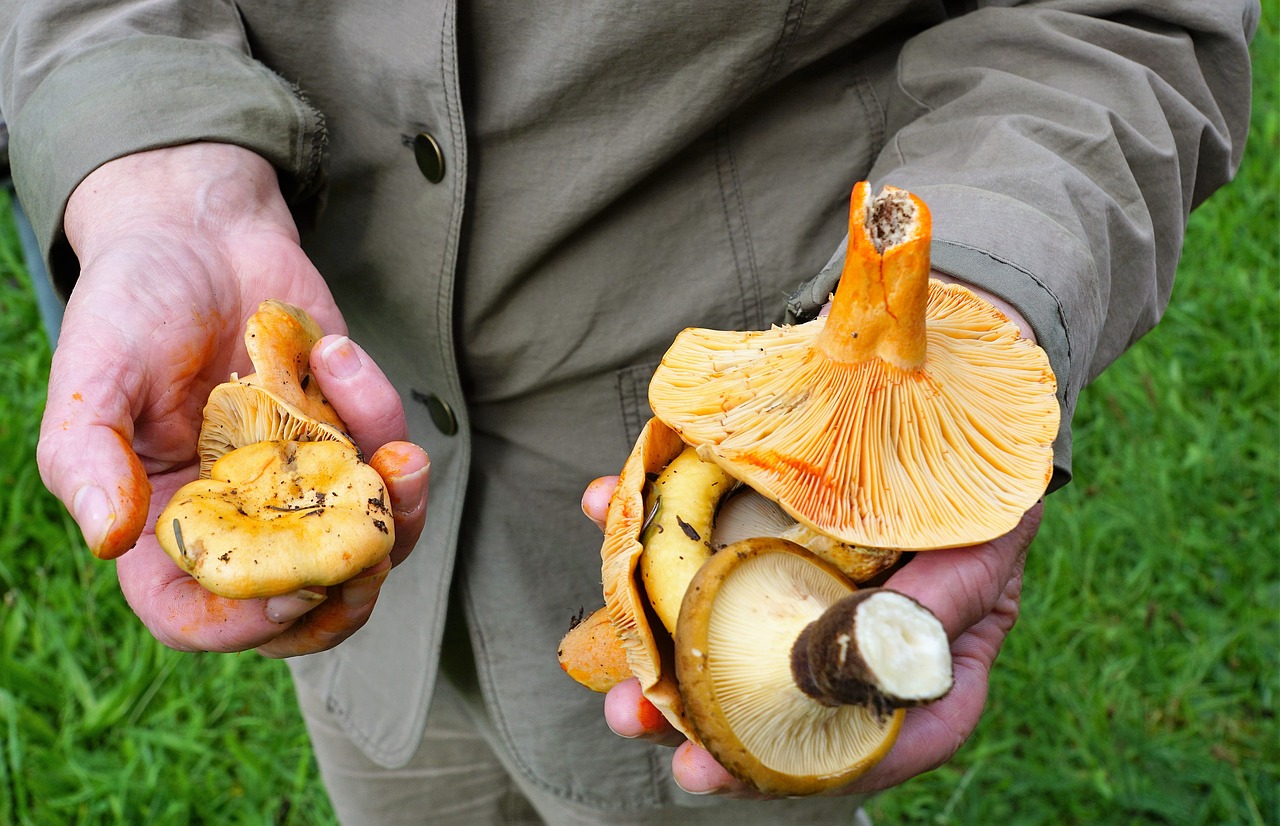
[854,591,952,701]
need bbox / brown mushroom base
[791,589,952,719]
[675,538,949,797]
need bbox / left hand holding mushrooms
[583,476,1040,798]
[122,331,429,658]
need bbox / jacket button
[413,390,458,435]
[413,132,445,183]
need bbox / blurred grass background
[1,16,1276,826]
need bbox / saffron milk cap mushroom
[567,182,1057,795]
[650,181,1060,550]
[156,301,394,599]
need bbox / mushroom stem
[815,183,932,370]
[790,588,952,716]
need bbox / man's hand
[584,475,1039,797]
[579,276,1045,796]
[37,142,428,656]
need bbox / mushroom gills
[675,539,919,796]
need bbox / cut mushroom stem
[790,588,953,717]
[815,183,932,370]
[675,538,929,796]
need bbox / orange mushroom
[560,182,1059,794]
[650,182,1058,550]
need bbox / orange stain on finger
[636,693,667,734]
[368,441,429,480]
[92,431,152,560]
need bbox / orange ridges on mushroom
[650,182,1059,551]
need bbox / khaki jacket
[1,0,1256,810]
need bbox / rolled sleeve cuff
[9,35,326,289]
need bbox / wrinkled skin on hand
[38,143,429,657]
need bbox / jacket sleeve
[791,0,1257,490]
[0,0,326,294]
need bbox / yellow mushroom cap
[157,440,394,599]
[157,300,394,598]
[649,182,1059,550]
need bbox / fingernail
[266,589,327,623]
[342,569,389,608]
[390,463,429,518]
[320,336,362,379]
[72,485,114,553]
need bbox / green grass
[2,20,1277,826]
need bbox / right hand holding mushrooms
[37,143,429,657]
[567,183,1057,797]
[584,478,1040,798]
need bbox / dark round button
[424,393,458,435]
[413,132,445,183]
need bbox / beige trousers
[295,672,875,826]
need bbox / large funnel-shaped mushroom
[650,182,1059,550]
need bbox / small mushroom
[650,182,1059,550]
[198,299,351,477]
[156,440,393,599]
[676,537,949,796]
[599,418,696,736]
[156,301,394,598]
[557,606,632,693]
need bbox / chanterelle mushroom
[197,300,350,477]
[156,301,394,599]
[156,440,392,599]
